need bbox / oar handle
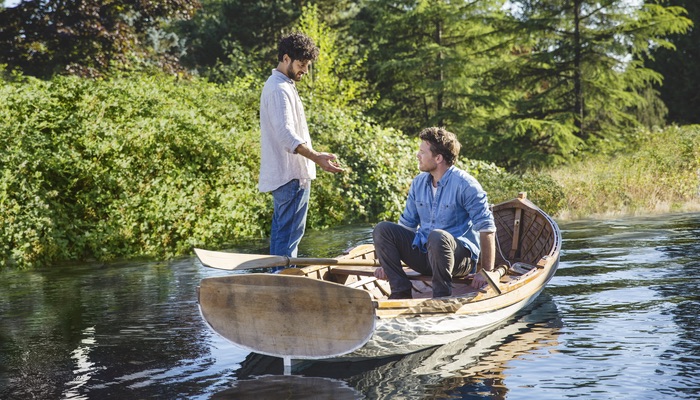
[194,248,382,270]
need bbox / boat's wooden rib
[509,207,522,259]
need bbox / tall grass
[549,125,700,220]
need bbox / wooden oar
[198,274,376,364]
[194,248,381,271]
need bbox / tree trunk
[573,0,585,138]
[434,17,444,126]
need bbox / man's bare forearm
[479,231,496,272]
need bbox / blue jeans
[270,179,310,269]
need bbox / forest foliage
[0,69,420,267]
[1,0,699,268]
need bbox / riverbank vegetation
[2,69,698,268]
[2,1,699,268]
[549,125,700,220]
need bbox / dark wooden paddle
[194,248,381,270]
[198,274,376,365]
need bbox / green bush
[15,67,700,267]
[0,71,268,267]
[468,160,567,217]
[0,70,420,268]
[549,125,700,219]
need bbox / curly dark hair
[277,33,320,62]
[418,127,461,166]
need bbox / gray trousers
[372,221,473,297]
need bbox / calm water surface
[1,213,699,399]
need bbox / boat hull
[345,259,557,359]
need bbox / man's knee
[373,221,395,242]
[427,229,451,248]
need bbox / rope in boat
[494,232,512,269]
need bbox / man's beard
[286,63,302,81]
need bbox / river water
[1,213,699,399]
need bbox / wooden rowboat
[195,192,561,371]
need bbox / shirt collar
[429,165,455,188]
[272,69,294,85]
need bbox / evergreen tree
[646,0,699,125]
[490,0,692,168]
[352,0,509,137]
[174,0,362,82]
[175,0,298,77]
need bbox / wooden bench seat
[329,265,473,284]
[330,262,538,283]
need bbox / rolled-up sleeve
[463,181,496,232]
[463,185,496,233]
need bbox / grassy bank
[548,125,700,220]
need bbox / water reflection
[652,214,700,399]
[550,213,700,400]
[0,258,243,399]
[63,326,97,399]
[1,214,700,399]
[212,375,362,400]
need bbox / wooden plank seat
[330,261,538,283]
[347,276,379,289]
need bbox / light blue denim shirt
[399,166,496,262]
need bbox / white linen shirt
[258,69,316,192]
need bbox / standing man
[259,33,343,263]
[372,127,496,298]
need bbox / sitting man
[373,126,496,299]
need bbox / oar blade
[194,248,289,270]
[198,274,376,359]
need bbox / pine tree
[353,0,509,137]
[490,0,692,168]
[646,0,699,125]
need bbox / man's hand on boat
[470,270,489,289]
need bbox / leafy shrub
[10,78,698,267]
[0,71,267,267]
[549,125,700,219]
[0,70,421,268]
